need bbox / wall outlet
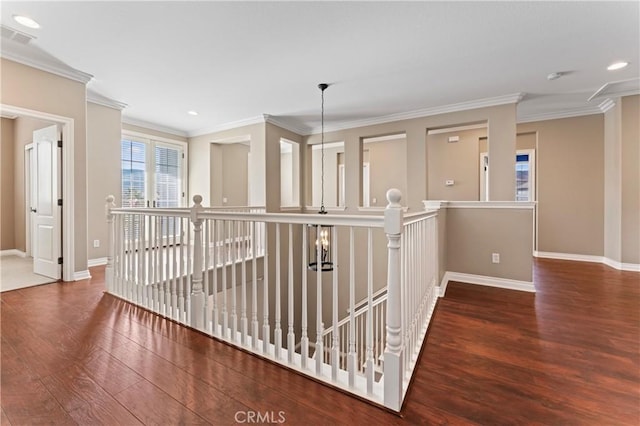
[492,253,500,263]
[223,197,228,204]
[93,239,100,248]
[372,197,377,204]
[445,179,455,186]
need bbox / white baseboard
[534,251,640,272]
[88,257,108,267]
[73,270,91,281]
[0,249,26,258]
[439,271,536,294]
[438,274,449,297]
[602,257,640,272]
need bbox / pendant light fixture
[308,83,333,272]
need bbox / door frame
[2,104,75,282]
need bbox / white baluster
[165,217,171,316]
[366,228,374,394]
[105,196,116,293]
[287,223,295,364]
[231,220,238,341]
[315,225,323,376]
[252,221,259,350]
[171,217,178,320]
[203,219,211,331]
[274,223,282,359]
[179,217,185,322]
[212,219,219,336]
[221,220,228,338]
[348,227,356,386]
[331,226,339,380]
[301,225,309,368]
[190,195,205,330]
[262,223,270,354]
[383,189,403,411]
[138,214,147,306]
[241,220,248,345]
[153,216,160,311]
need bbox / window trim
[121,130,188,207]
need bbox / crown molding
[188,114,268,138]
[598,98,616,113]
[263,114,309,136]
[0,38,92,84]
[87,90,127,111]
[517,105,602,124]
[308,92,526,135]
[121,116,188,138]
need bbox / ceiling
[1,1,638,137]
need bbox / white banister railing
[104,190,438,412]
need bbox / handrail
[111,207,386,228]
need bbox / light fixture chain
[321,87,325,213]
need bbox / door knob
[30,208,37,213]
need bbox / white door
[32,125,61,280]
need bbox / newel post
[384,188,404,411]
[190,195,205,330]
[105,195,116,293]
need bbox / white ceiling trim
[308,92,525,135]
[516,106,602,124]
[598,99,616,113]
[427,123,487,135]
[87,90,127,111]
[188,114,268,138]
[264,114,309,136]
[363,133,407,144]
[0,38,92,84]
[121,116,188,138]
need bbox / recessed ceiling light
[13,15,40,29]
[607,61,628,71]
[187,110,198,116]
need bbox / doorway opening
[1,104,76,289]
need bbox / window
[515,149,535,202]
[121,139,147,207]
[121,133,187,208]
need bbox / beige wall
[13,117,56,253]
[304,103,517,212]
[518,114,604,256]
[221,143,249,206]
[604,102,622,262]
[620,95,639,264]
[446,207,534,282]
[1,58,89,273]
[87,102,122,260]
[311,145,342,207]
[366,138,407,207]
[189,123,264,207]
[265,123,303,212]
[211,142,251,207]
[428,128,486,201]
[1,118,15,250]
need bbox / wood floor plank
[40,364,143,425]
[109,341,254,424]
[77,347,144,395]
[114,380,208,425]
[1,259,638,424]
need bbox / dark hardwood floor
[1,258,638,425]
